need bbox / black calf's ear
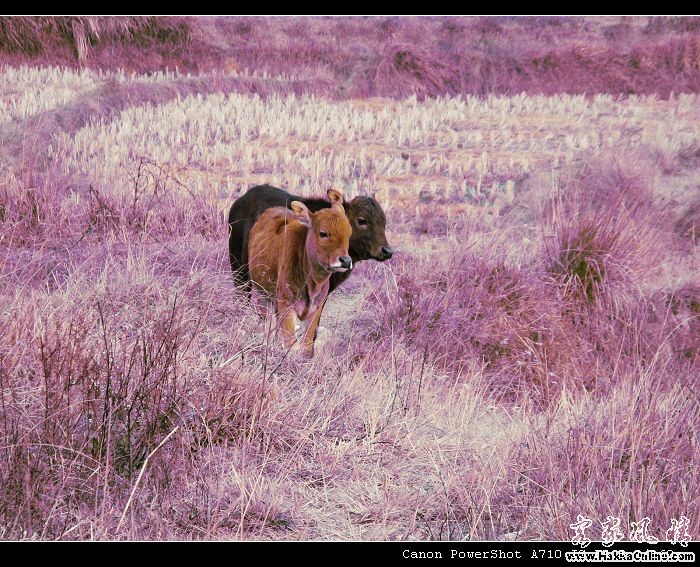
[327,188,345,208]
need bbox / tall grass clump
[544,193,648,309]
[363,245,574,408]
[539,154,696,385]
[374,43,460,99]
[527,154,665,308]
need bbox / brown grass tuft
[675,197,700,246]
[374,43,460,99]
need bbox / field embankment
[1,16,699,98]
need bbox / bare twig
[116,426,179,534]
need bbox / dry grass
[1,60,698,540]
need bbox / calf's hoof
[289,343,314,359]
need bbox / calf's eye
[357,217,368,227]
[319,230,329,238]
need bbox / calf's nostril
[381,246,394,258]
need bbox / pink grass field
[0,16,698,541]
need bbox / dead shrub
[0,168,69,246]
[0,283,195,536]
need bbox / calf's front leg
[300,297,328,358]
[276,298,299,350]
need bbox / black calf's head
[344,196,394,262]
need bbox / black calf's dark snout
[381,246,394,259]
[340,256,353,269]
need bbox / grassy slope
[0,18,698,541]
[1,16,700,98]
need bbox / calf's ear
[327,188,345,208]
[291,201,311,226]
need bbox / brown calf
[248,188,352,357]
